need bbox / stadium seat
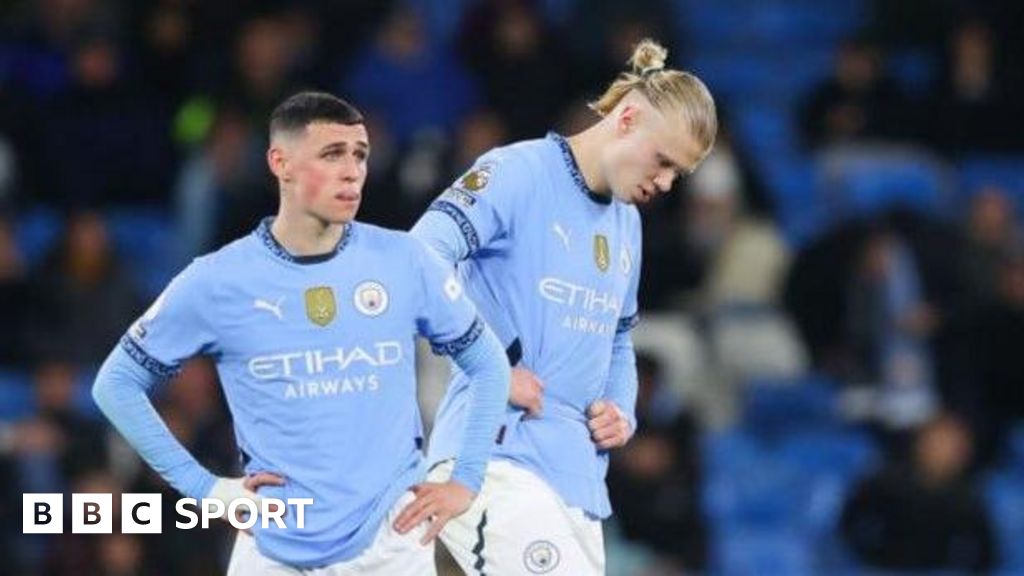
[631,312,708,406]
[0,369,34,421]
[984,471,1024,572]
[957,156,1024,214]
[741,374,841,435]
[712,527,814,576]
[709,305,809,382]
[818,147,953,218]
[14,206,62,268]
[105,208,179,298]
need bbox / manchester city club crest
[594,234,610,272]
[353,281,389,317]
[305,286,336,326]
[523,540,560,574]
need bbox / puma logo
[552,222,570,251]
[254,297,285,320]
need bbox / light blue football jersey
[412,132,642,518]
[121,218,484,566]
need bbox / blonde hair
[590,39,717,157]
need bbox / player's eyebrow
[658,152,694,177]
[320,140,371,154]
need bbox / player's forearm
[92,346,217,500]
[448,326,511,492]
[602,329,639,432]
[411,209,472,264]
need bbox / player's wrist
[448,468,483,495]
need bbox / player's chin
[326,203,360,224]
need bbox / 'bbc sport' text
[22,493,313,534]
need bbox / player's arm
[411,151,544,414]
[92,263,281,511]
[589,226,643,450]
[410,152,529,266]
[588,326,638,450]
[394,242,511,543]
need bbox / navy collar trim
[547,131,612,205]
[256,217,354,264]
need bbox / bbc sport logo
[23,493,313,534]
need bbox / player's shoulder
[174,233,259,285]
[472,137,548,176]
[350,221,425,258]
[198,233,257,268]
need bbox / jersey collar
[255,217,355,264]
[547,131,612,206]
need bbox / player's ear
[616,104,639,136]
[267,144,292,183]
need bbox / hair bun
[629,39,668,76]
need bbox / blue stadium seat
[105,208,179,298]
[742,374,841,436]
[0,369,34,421]
[985,471,1024,572]
[74,367,102,420]
[822,152,952,218]
[14,206,62,268]
[713,528,814,576]
[957,156,1024,214]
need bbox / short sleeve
[121,261,217,378]
[422,150,532,257]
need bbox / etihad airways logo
[248,342,403,379]
[538,278,622,316]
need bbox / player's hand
[393,480,475,545]
[510,366,544,417]
[587,400,633,450]
[207,472,286,533]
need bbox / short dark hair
[269,91,364,138]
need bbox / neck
[566,124,611,196]
[270,207,346,257]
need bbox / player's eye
[322,150,342,160]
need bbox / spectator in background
[174,105,268,258]
[31,361,108,480]
[930,18,1018,153]
[966,244,1024,467]
[608,353,706,573]
[27,211,144,364]
[640,133,783,312]
[801,36,910,149]
[456,0,569,140]
[343,4,481,225]
[845,227,939,433]
[962,186,1016,309]
[840,413,996,572]
[344,4,479,148]
[0,215,31,367]
[37,28,176,207]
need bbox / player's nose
[654,170,675,193]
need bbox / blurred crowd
[1,0,1024,574]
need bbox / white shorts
[428,460,604,575]
[226,491,435,576]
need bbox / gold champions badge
[594,234,610,272]
[305,286,336,326]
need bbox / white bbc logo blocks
[72,493,112,534]
[23,492,311,533]
[23,494,63,534]
[122,494,162,534]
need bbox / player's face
[289,122,369,223]
[604,108,704,205]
